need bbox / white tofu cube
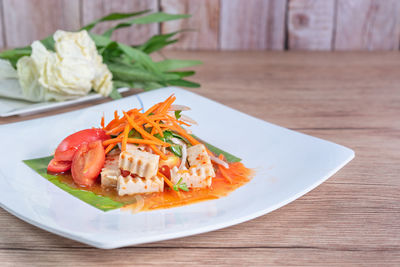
[117,175,164,196]
[119,150,159,179]
[170,166,212,188]
[101,154,120,188]
[187,144,215,177]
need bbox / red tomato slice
[47,159,72,173]
[159,165,171,179]
[71,140,105,187]
[54,129,109,162]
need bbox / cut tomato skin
[71,140,105,187]
[159,165,171,179]
[47,159,72,173]
[54,129,109,162]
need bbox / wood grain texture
[81,0,158,45]
[1,51,400,266]
[288,0,335,50]
[2,0,80,47]
[160,0,220,50]
[220,0,287,50]
[335,0,400,50]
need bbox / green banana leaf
[23,139,241,212]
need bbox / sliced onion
[210,155,229,169]
[171,137,187,170]
[167,111,198,125]
[179,114,198,125]
[169,105,191,111]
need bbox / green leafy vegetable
[23,156,126,211]
[155,59,202,72]
[137,30,184,54]
[167,79,200,88]
[103,13,191,38]
[154,130,183,157]
[175,110,182,119]
[0,10,202,102]
[80,10,151,31]
[173,178,189,192]
[109,85,122,100]
[128,128,143,139]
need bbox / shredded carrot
[103,138,167,147]
[121,124,130,152]
[144,103,161,116]
[100,114,105,129]
[165,114,191,126]
[105,144,116,154]
[219,166,232,184]
[101,95,213,164]
[170,125,200,146]
[159,95,176,114]
[150,144,167,160]
[123,111,169,146]
[106,124,126,135]
[103,138,121,146]
[157,171,177,192]
[135,111,163,137]
[104,111,120,130]
[128,138,167,146]
[151,125,157,135]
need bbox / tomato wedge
[47,159,72,173]
[71,140,105,187]
[54,129,109,162]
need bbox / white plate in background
[0,87,129,117]
[0,87,354,248]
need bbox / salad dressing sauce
[57,162,253,212]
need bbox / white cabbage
[1,30,113,102]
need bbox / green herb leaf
[89,33,114,47]
[143,82,165,91]
[154,131,182,157]
[118,43,162,75]
[108,63,164,83]
[128,129,142,139]
[167,71,195,78]
[103,12,191,38]
[175,110,182,119]
[179,183,189,192]
[113,80,134,89]
[0,47,31,68]
[81,10,151,32]
[167,79,200,88]
[109,85,122,100]
[155,59,202,72]
[40,35,55,51]
[138,30,189,54]
[173,177,189,192]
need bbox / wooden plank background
[0,0,399,50]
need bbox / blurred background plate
[0,87,129,117]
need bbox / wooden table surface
[0,51,399,266]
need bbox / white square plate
[0,87,354,249]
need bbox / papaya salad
[47,95,252,211]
